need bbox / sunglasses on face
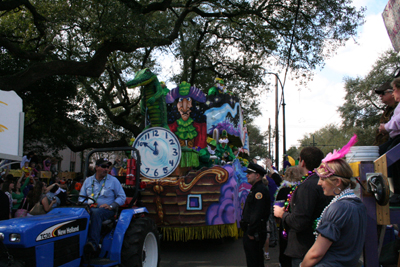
[379,90,394,95]
[99,164,110,168]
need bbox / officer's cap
[245,162,267,176]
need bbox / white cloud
[256,3,394,160]
[326,13,392,77]
[255,74,346,150]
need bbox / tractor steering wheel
[67,194,96,206]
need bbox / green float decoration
[126,68,169,129]
[198,137,220,168]
[180,146,199,168]
[208,78,232,95]
[175,117,198,140]
[215,130,236,162]
[160,81,170,96]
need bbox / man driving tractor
[79,158,126,256]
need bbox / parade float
[124,69,251,241]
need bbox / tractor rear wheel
[121,217,160,267]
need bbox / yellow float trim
[160,223,239,242]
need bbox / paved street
[160,237,280,267]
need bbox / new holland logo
[36,219,87,241]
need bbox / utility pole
[310,135,317,147]
[275,76,279,171]
[268,118,271,159]
[266,72,285,170]
[282,94,286,155]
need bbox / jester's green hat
[207,137,217,147]
[220,130,228,139]
[179,81,191,96]
[215,78,224,85]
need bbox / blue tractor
[0,147,160,267]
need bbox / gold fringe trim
[238,227,244,237]
[160,223,239,242]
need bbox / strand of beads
[285,171,313,212]
[313,188,358,239]
[274,180,301,200]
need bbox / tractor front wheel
[121,217,160,267]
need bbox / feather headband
[315,134,358,178]
[322,134,358,163]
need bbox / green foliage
[246,124,269,160]
[0,0,365,152]
[338,50,400,145]
[295,124,380,157]
[298,124,351,156]
[286,146,300,161]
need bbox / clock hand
[153,141,159,155]
[142,142,155,152]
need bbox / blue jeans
[268,207,278,242]
[88,207,115,248]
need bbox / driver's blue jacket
[79,174,126,207]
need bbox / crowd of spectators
[0,153,82,220]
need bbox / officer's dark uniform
[241,162,270,267]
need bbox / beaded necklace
[313,187,358,239]
[91,176,107,203]
[274,180,301,200]
[281,170,313,239]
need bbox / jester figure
[126,68,169,129]
[198,137,220,168]
[208,78,231,95]
[166,81,207,148]
[215,130,235,162]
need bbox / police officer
[241,162,270,267]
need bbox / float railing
[353,142,400,266]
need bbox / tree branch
[0,37,54,60]
[0,41,127,91]
[60,135,129,152]
[0,0,46,35]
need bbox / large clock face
[133,127,181,179]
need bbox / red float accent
[140,181,147,189]
[126,158,136,185]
